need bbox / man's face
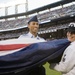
[67,32,75,42]
[28,21,39,34]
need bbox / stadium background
[0,0,75,75]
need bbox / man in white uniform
[19,16,45,42]
[49,22,75,75]
[18,15,46,75]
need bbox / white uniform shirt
[18,32,45,42]
[50,41,75,75]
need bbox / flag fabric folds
[0,38,70,74]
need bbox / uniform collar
[28,32,40,39]
[70,41,75,45]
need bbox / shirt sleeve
[18,35,23,39]
[39,37,46,42]
[62,66,75,75]
[50,47,75,73]
[18,34,27,39]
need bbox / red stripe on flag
[0,44,30,51]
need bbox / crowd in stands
[0,18,28,30]
[0,4,75,31]
[0,30,28,40]
[0,4,75,40]
[0,23,70,40]
[38,4,75,22]
[38,23,69,34]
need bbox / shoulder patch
[62,54,66,62]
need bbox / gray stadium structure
[0,0,75,40]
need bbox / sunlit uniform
[18,32,46,75]
[50,41,75,75]
[18,32,45,42]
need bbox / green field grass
[43,62,61,75]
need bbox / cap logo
[69,23,75,27]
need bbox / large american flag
[0,38,70,74]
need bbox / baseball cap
[67,22,75,32]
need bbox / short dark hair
[67,30,75,34]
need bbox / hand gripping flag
[0,38,70,74]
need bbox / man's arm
[49,48,75,73]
